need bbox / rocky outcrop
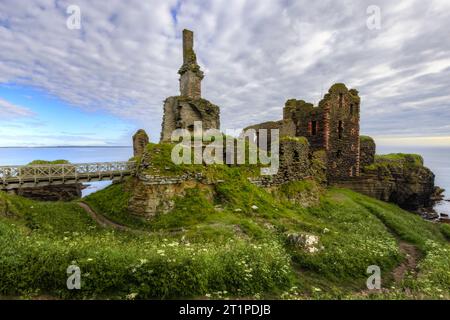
[127,177,214,217]
[286,232,321,253]
[13,184,84,201]
[334,154,436,210]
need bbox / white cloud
[0,98,35,118]
[0,0,449,143]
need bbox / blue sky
[0,84,133,146]
[0,0,449,147]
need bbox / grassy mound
[27,160,70,165]
[365,153,424,171]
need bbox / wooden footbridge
[0,161,136,190]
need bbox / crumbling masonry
[160,29,220,142]
[246,84,361,181]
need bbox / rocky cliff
[334,153,438,211]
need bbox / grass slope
[0,169,449,299]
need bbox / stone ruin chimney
[179,29,204,99]
[160,29,220,142]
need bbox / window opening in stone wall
[294,150,301,162]
[312,120,317,135]
[338,121,343,139]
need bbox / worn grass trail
[392,242,420,283]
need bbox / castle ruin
[246,84,361,181]
[160,29,220,142]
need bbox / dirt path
[392,241,421,283]
[78,202,131,232]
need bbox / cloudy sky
[0,0,449,147]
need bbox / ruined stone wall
[274,137,311,184]
[180,70,202,99]
[160,96,220,142]
[360,136,376,167]
[283,99,326,151]
[244,84,361,181]
[133,129,149,158]
[320,84,361,180]
[249,138,318,186]
[244,120,282,151]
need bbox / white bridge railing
[0,161,136,188]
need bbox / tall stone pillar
[133,129,149,157]
[160,29,220,143]
[179,29,204,99]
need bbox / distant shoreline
[0,146,132,149]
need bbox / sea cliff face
[334,154,439,211]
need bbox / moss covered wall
[359,135,376,167]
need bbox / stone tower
[160,29,220,142]
[179,29,204,99]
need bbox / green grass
[0,155,449,299]
[27,160,70,165]
[0,192,98,235]
[66,171,450,299]
[360,135,374,143]
[0,191,292,299]
[365,153,424,171]
[83,180,150,230]
[140,142,263,179]
[280,136,309,144]
[440,224,450,241]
